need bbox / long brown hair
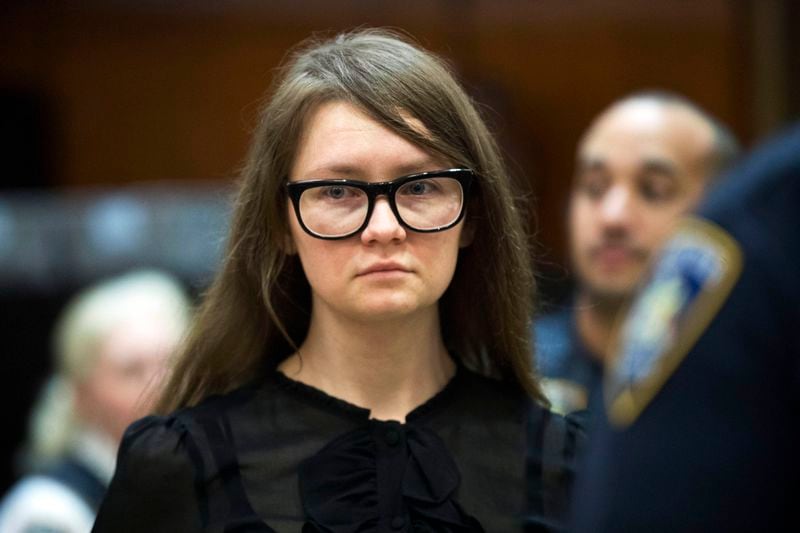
[156,28,545,413]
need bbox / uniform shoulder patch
[605,216,743,427]
[540,377,588,415]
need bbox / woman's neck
[278,305,455,422]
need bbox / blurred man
[0,270,190,533]
[535,91,739,414]
[571,123,800,532]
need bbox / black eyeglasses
[285,168,474,240]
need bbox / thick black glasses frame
[286,168,474,240]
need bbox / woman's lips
[357,263,411,277]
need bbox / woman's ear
[459,221,475,248]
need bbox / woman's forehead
[290,101,449,180]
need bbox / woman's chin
[348,297,433,323]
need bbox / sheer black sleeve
[92,415,204,533]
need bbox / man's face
[568,100,715,302]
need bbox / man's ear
[459,221,475,248]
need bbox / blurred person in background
[571,123,800,532]
[534,91,739,414]
[0,270,190,533]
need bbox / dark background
[1,0,797,493]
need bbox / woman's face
[287,100,468,323]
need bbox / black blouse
[92,365,583,532]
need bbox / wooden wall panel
[0,0,760,263]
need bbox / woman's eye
[326,186,345,199]
[320,186,353,200]
[404,180,438,195]
[410,182,427,194]
[305,184,363,205]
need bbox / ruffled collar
[269,364,485,531]
[268,362,464,424]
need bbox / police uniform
[570,124,800,532]
[534,308,603,415]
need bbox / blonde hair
[24,270,190,466]
[157,28,545,413]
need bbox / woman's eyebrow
[394,157,449,176]
[301,164,364,178]
[303,157,448,180]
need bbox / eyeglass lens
[298,177,464,238]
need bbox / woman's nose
[360,197,406,244]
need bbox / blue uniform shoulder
[533,308,576,375]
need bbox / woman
[0,270,189,532]
[93,29,582,532]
